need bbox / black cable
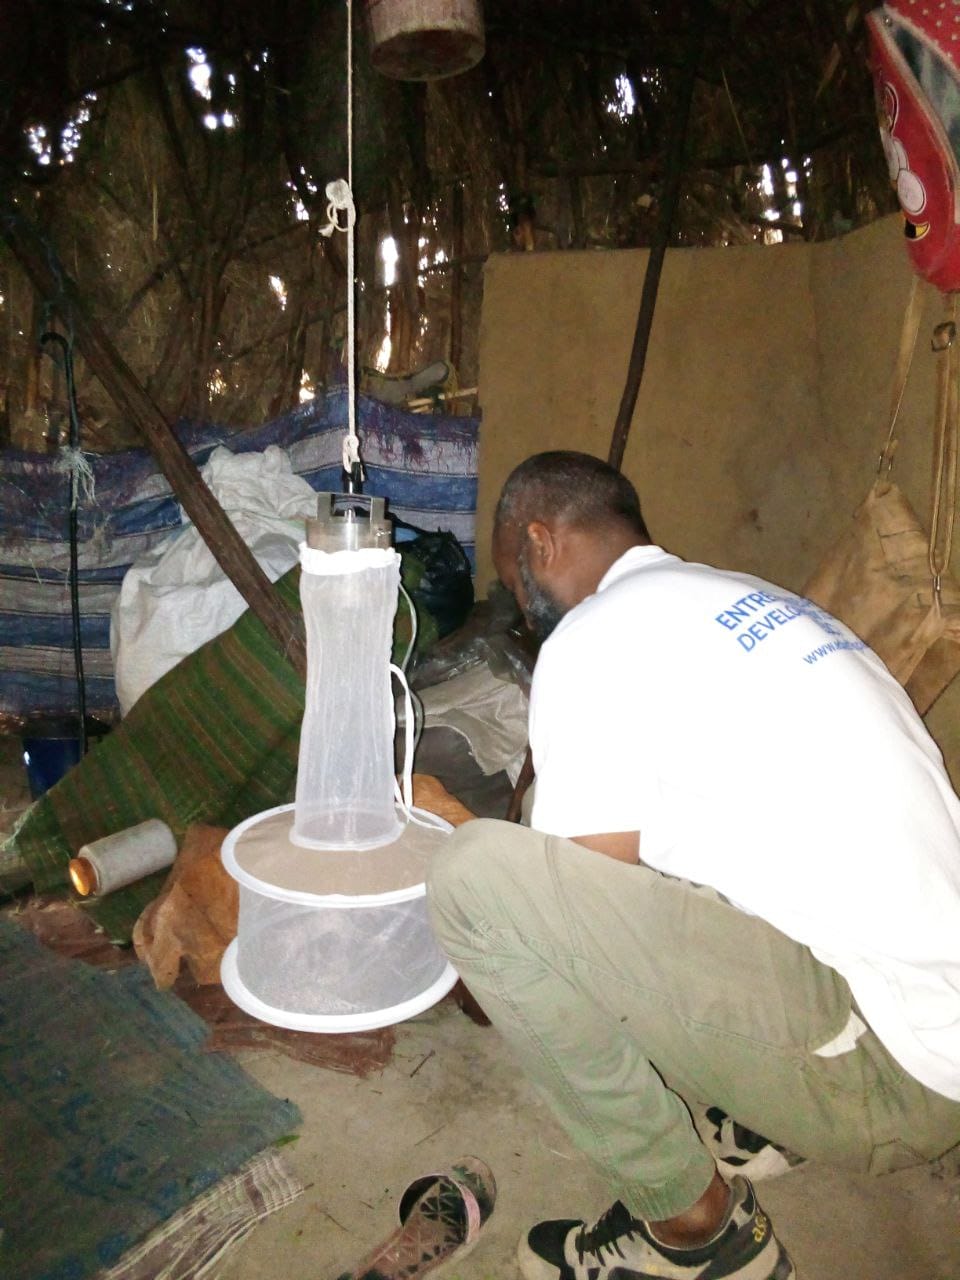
[342,458,364,494]
[40,330,88,757]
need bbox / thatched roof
[0,0,891,447]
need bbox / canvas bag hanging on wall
[803,282,960,716]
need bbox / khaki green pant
[426,819,960,1221]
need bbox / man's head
[493,451,651,641]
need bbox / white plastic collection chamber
[220,493,458,1032]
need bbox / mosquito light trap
[221,493,458,1031]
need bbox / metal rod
[41,329,88,756]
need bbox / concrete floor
[2,735,960,1279]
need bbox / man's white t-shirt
[529,545,960,1102]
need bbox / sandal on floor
[333,1156,496,1280]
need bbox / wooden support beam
[1,210,307,679]
[449,181,465,374]
[607,15,705,473]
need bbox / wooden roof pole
[607,14,705,473]
[1,212,307,680]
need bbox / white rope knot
[55,446,96,509]
[319,178,356,238]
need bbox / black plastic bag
[394,519,474,640]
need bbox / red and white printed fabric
[867,3,960,290]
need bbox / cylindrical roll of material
[68,819,177,897]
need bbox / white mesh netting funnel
[220,494,457,1032]
[293,546,404,850]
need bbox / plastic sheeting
[412,664,529,781]
[111,446,316,714]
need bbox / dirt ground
[218,1007,960,1280]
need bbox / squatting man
[426,451,960,1280]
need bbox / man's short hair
[495,451,651,540]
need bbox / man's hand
[571,831,640,863]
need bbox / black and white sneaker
[517,1175,795,1280]
[691,1106,806,1182]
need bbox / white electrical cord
[397,578,425,760]
[398,579,418,672]
[392,581,430,821]
[391,661,446,831]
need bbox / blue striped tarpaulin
[0,391,478,721]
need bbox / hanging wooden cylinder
[365,0,484,81]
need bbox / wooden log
[505,745,534,823]
[1,211,306,679]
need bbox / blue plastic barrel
[20,717,109,799]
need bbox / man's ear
[526,520,557,566]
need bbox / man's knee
[427,817,537,945]
[428,818,508,909]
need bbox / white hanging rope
[317,0,362,483]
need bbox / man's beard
[518,548,567,642]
